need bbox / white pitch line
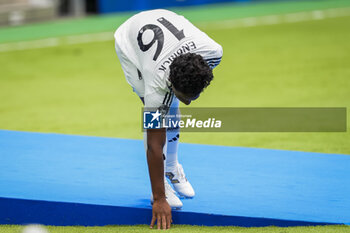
[198,7,350,29]
[0,38,60,52]
[64,31,112,45]
[0,31,114,52]
[284,12,309,23]
[312,10,325,20]
[261,15,280,25]
[0,7,350,53]
[242,17,258,27]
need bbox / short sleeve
[144,90,175,116]
[204,43,223,70]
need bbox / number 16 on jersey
[137,17,186,61]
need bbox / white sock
[166,127,179,170]
[166,96,180,171]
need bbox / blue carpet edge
[0,197,342,227]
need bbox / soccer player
[114,9,222,229]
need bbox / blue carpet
[0,130,349,226]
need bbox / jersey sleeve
[144,90,175,116]
[203,43,223,70]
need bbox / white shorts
[115,38,145,98]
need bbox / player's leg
[165,97,195,198]
[165,97,180,169]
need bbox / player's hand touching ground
[150,198,172,229]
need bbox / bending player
[114,9,222,230]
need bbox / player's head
[169,53,213,105]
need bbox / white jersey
[114,9,223,109]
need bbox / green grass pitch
[0,0,349,232]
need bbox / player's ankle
[166,161,179,171]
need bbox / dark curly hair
[169,53,213,97]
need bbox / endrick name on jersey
[158,41,197,73]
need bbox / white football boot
[166,163,195,198]
[151,178,183,209]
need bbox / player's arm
[147,128,172,229]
